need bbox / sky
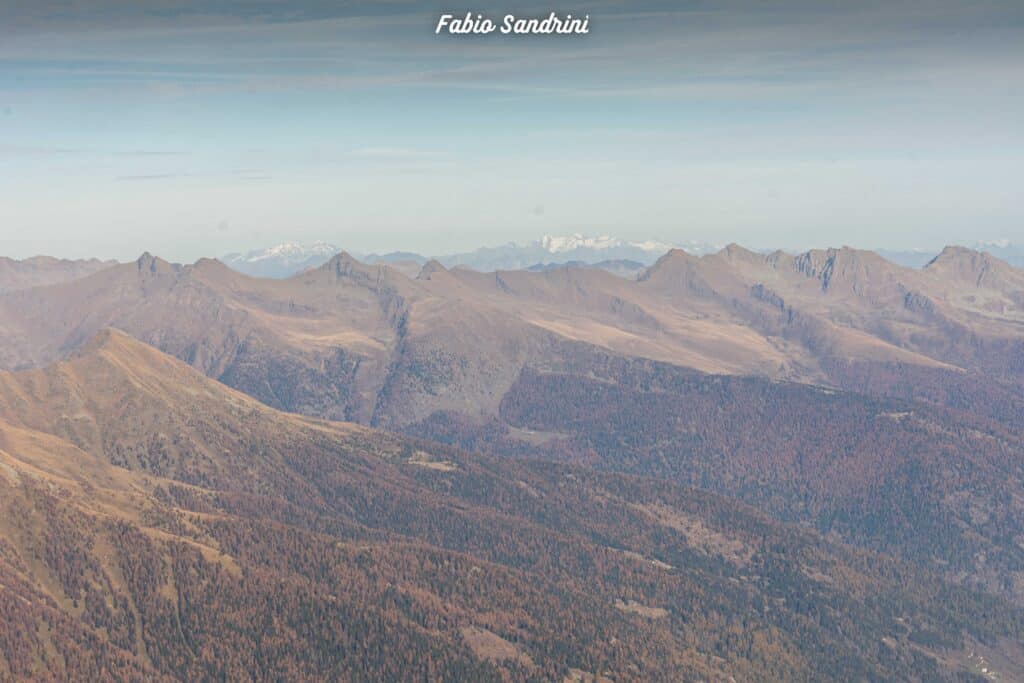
[0,0,1022,262]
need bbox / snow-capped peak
[632,239,675,252]
[540,234,672,254]
[541,234,619,253]
[244,241,340,264]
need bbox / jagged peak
[315,251,368,277]
[192,256,223,268]
[764,249,795,269]
[637,247,714,293]
[417,259,448,280]
[324,250,358,266]
[663,247,697,259]
[640,248,698,279]
[795,245,888,271]
[800,245,868,260]
[790,246,899,293]
[135,252,179,276]
[309,250,415,288]
[715,243,764,265]
[926,245,987,267]
[187,257,251,284]
[923,245,1017,287]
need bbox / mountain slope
[480,357,1024,597]
[2,244,1023,433]
[0,253,408,421]
[1,330,1022,681]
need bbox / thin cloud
[0,144,182,159]
[116,173,186,181]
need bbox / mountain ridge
[2,242,1022,418]
[0,254,118,292]
[2,329,1023,680]
[220,234,717,278]
[218,236,1024,280]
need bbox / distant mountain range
[877,243,1023,268]
[222,234,719,278]
[972,239,1024,267]
[0,255,116,292]
[222,234,1024,278]
[434,234,701,272]
[526,258,648,279]
[5,242,1024,678]
[221,241,342,278]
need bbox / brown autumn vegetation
[0,330,1020,681]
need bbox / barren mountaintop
[0,244,1022,428]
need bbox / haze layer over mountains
[3,240,1024,680]
[219,234,1024,278]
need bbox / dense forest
[0,331,1020,680]
[404,352,1024,602]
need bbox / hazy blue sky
[0,0,1022,261]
